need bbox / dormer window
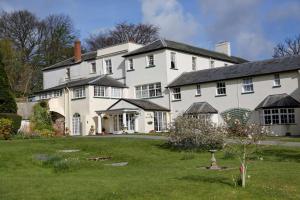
[170,52,177,69]
[90,62,96,74]
[105,59,112,74]
[66,68,70,80]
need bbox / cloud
[198,0,274,60]
[141,0,199,42]
[267,1,300,22]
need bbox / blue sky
[1,0,300,60]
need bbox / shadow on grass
[177,175,233,187]
[154,142,207,153]
[262,148,300,163]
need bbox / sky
[1,0,300,60]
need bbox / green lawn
[266,136,300,142]
[0,137,300,200]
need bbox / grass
[0,137,300,200]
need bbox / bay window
[111,87,122,98]
[263,108,295,125]
[94,86,108,97]
[73,87,85,99]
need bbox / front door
[72,113,81,135]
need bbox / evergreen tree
[0,52,17,113]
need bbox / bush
[0,113,22,134]
[168,116,227,150]
[0,118,13,140]
[30,102,53,133]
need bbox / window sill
[105,73,113,75]
[90,72,96,74]
[195,94,201,97]
[172,99,181,102]
[272,85,281,88]
[146,65,156,68]
[137,96,164,99]
[71,97,86,101]
[170,68,178,70]
[241,91,254,95]
[127,69,135,72]
[215,94,226,97]
[94,96,110,99]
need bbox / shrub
[0,118,12,140]
[0,113,22,134]
[0,52,17,113]
[168,115,227,150]
[30,102,53,134]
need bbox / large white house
[32,39,300,136]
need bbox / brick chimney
[74,40,81,62]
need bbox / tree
[86,22,159,50]
[273,34,300,58]
[0,51,17,113]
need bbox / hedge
[0,113,22,134]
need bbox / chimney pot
[74,40,81,62]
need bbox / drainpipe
[66,87,71,134]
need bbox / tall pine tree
[0,51,17,113]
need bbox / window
[41,93,47,99]
[147,55,154,67]
[170,52,176,69]
[186,114,211,123]
[72,113,81,135]
[154,112,167,132]
[263,108,295,125]
[73,87,86,99]
[210,60,215,68]
[128,59,134,70]
[242,78,254,93]
[105,59,112,74]
[196,84,201,96]
[54,90,62,97]
[172,87,181,100]
[273,74,281,87]
[111,87,122,98]
[66,68,70,80]
[192,57,197,70]
[135,83,162,99]
[216,82,226,96]
[94,86,108,97]
[90,62,96,74]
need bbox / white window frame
[210,59,215,68]
[216,81,226,96]
[263,108,295,125]
[147,55,154,67]
[172,87,181,100]
[196,84,201,96]
[111,87,122,98]
[105,59,112,74]
[73,87,86,99]
[94,86,108,97]
[65,68,71,80]
[90,62,96,74]
[242,78,254,93]
[135,83,162,99]
[154,112,167,132]
[54,90,62,97]
[170,52,177,69]
[192,56,197,70]
[128,59,134,70]
[273,74,281,87]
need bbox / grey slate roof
[185,102,218,114]
[36,75,127,93]
[107,98,170,111]
[255,94,300,110]
[42,51,97,71]
[168,55,300,88]
[123,39,247,64]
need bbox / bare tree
[86,22,159,50]
[273,34,300,58]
